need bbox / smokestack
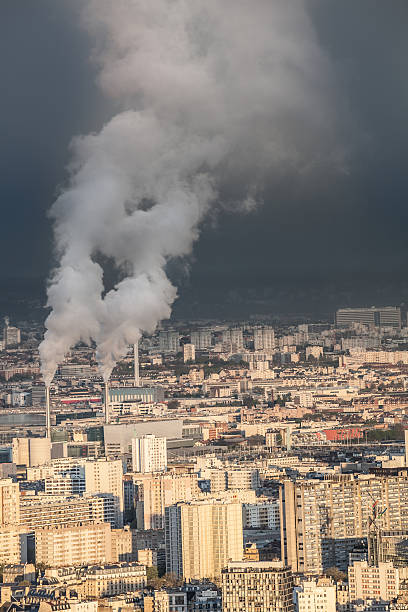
[104,382,110,424]
[45,386,51,439]
[134,341,140,387]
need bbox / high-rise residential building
[253,326,275,351]
[132,435,167,474]
[165,500,243,580]
[336,306,401,328]
[0,528,28,564]
[159,330,180,353]
[227,468,260,491]
[12,437,51,467]
[222,561,294,612]
[190,329,212,350]
[134,472,200,530]
[44,473,86,496]
[0,478,20,526]
[84,459,124,527]
[222,328,244,351]
[20,493,116,530]
[280,472,408,574]
[35,523,113,567]
[348,561,400,605]
[183,343,195,363]
[294,578,336,612]
[243,500,280,531]
[3,318,21,347]
[204,468,260,493]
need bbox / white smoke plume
[40,0,343,385]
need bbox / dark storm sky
[1,0,408,316]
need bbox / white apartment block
[132,435,167,474]
[159,330,180,353]
[183,343,196,363]
[348,561,399,606]
[227,468,260,491]
[165,500,243,580]
[44,473,85,496]
[35,523,112,567]
[190,329,212,350]
[243,500,280,531]
[0,528,28,564]
[222,328,244,351]
[84,459,124,527]
[12,437,51,467]
[294,578,336,612]
[134,472,201,530]
[0,478,20,526]
[254,326,275,351]
[20,493,115,530]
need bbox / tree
[325,567,347,582]
[167,399,180,410]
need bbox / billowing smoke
[40,0,343,385]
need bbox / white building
[0,528,28,564]
[12,437,51,467]
[3,318,21,347]
[254,327,275,351]
[165,500,243,580]
[183,343,196,363]
[84,459,124,527]
[294,578,336,612]
[132,434,167,474]
[35,523,112,567]
[159,330,180,353]
[191,329,212,350]
[348,560,399,605]
[243,500,280,531]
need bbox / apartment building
[84,459,124,527]
[190,329,212,350]
[165,500,243,580]
[81,563,146,598]
[183,344,195,363]
[0,528,28,564]
[12,437,51,467]
[243,500,280,531]
[294,578,336,612]
[20,493,115,530]
[132,435,167,473]
[134,472,200,530]
[222,561,294,612]
[0,478,20,526]
[35,523,112,566]
[336,306,401,329]
[280,471,408,574]
[348,561,399,605]
[44,473,86,496]
[254,326,275,351]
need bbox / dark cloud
[1,0,408,317]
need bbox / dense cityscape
[1,307,408,610]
